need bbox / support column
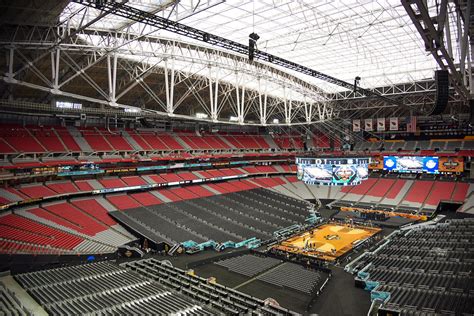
[239,83,245,124]
[208,65,218,121]
[304,96,312,123]
[284,86,292,125]
[7,47,14,80]
[258,78,267,125]
[212,68,219,121]
[50,48,60,93]
[208,65,213,119]
[169,58,175,114]
[107,53,117,107]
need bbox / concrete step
[67,126,93,152]
[122,131,143,151]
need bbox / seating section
[353,218,474,315]
[452,182,470,202]
[98,129,133,151]
[0,165,296,208]
[112,187,309,245]
[55,127,81,152]
[0,125,45,152]
[130,192,163,206]
[0,123,322,155]
[14,261,216,316]
[0,174,297,255]
[0,281,32,315]
[80,128,113,151]
[46,181,78,194]
[305,178,468,213]
[121,176,147,186]
[13,259,295,315]
[216,254,281,277]
[1,124,473,157]
[133,132,168,150]
[424,181,456,207]
[99,177,126,189]
[404,180,435,204]
[0,138,15,153]
[273,135,304,149]
[365,178,395,197]
[384,179,407,200]
[123,258,296,315]
[106,194,142,210]
[0,213,83,253]
[71,198,117,226]
[19,184,56,199]
[257,262,324,294]
[30,128,66,152]
[40,202,107,236]
[353,139,474,154]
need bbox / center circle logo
[385,159,395,168]
[426,159,436,169]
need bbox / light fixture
[196,112,208,119]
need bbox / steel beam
[402,0,470,101]
[71,0,406,108]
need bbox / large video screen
[296,157,369,186]
[383,156,439,174]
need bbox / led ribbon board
[296,157,369,186]
[383,156,439,174]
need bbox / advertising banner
[438,157,464,173]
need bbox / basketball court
[272,223,381,261]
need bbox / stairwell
[121,131,143,151]
[395,180,415,209]
[67,126,93,152]
[418,181,436,213]
[0,188,24,202]
[52,128,69,151]
[358,177,383,204]
[172,134,192,150]
[94,127,115,151]
[217,136,237,149]
[374,178,399,208]
[305,136,314,150]
[263,135,279,149]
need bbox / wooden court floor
[272,223,381,261]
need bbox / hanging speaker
[432,70,449,115]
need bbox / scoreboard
[296,157,369,186]
[383,156,439,174]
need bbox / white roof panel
[61,0,458,92]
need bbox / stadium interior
[0,0,473,315]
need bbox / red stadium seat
[107,194,142,210]
[0,214,83,250]
[72,198,117,226]
[130,192,163,206]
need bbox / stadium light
[272,118,279,124]
[196,112,208,119]
[249,32,260,62]
[229,116,239,122]
[124,108,141,113]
